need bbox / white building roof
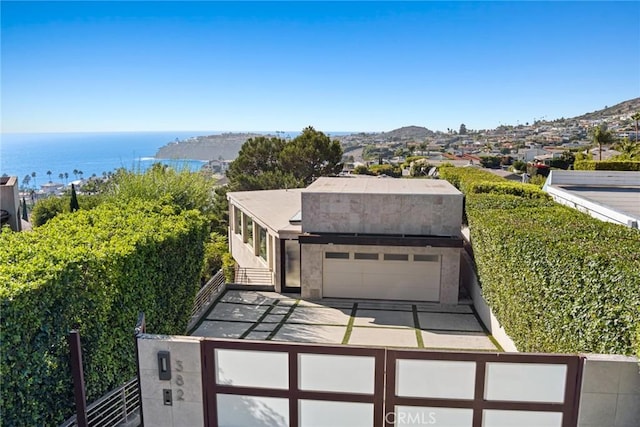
[227,188,303,235]
[543,170,640,229]
[304,176,462,196]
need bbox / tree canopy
[226,126,343,191]
[591,124,615,161]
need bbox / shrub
[438,166,504,193]
[465,194,556,211]
[31,194,105,226]
[468,204,640,356]
[442,167,640,358]
[0,199,208,425]
[465,181,549,199]
[479,156,502,169]
[368,164,402,178]
[202,232,234,282]
[353,165,374,175]
[106,164,217,219]
[574,160,640,171]
[512,160,526,172]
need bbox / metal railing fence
[60,378,139,427]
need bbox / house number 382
[175,359,185,401]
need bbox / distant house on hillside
[516,148,551,162]
[40,182,64,196]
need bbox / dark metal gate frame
[200,339,583,427]
[201,339,386,427]
[384,349,583,427]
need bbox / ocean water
[0,130,353,188]
[0,131,220,187]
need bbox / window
[384,254,409,261]
[354,253,379,260]
[259,226,267,260]
[234,206,242,234]
[414,254,439,262]
[325,252,349,259]
[245,216,253,247]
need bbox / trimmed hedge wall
[440,167,640,358]
[574,160,640,171]
[0,199,208,425]
[465,181,549,199]
[438,166,504,194]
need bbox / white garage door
[323,252,441,302]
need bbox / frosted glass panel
[215,349,288,389]
[217,394,288,427]
[299,354,375,394]
[393,406,473,427]
[396,359,475,399]
[299,400,373,427]
[485,363,566,403]
[483,410,563,427]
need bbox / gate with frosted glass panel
[200,339,583,427]
[384,350,582,427]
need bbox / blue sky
[1,1,639,133]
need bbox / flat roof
[544,171,640,228]
[557,185,640,218]
[304,176,462,195]
[227,188,302,234]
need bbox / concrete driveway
[190,290,499,351]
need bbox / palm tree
[64,172,69,184]
[73,169,79,180]
[58,173,64,182]
[31,172,37,188]
[78,171,84,180]
[22,175,31,189]
[592,124,614,161]
[46,170,52,182]
[632,111,640,143]
[613,138,640,160]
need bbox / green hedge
[465,193,557,211]
[440,167,640,358]
[31,193,105,226]
[574,160,640,171]
[465,181,549,199]
[0,199,208,425]
[438,166,504,194]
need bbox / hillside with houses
[153,98,639,171]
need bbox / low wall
[137,335,205,426]
[137,334,640,426]
[459,236,518,352]
[578,354,640,427]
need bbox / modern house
[227,177,464,304]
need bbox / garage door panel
[323,254,442,302]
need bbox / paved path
[190,290,499,351]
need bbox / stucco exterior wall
[301,243,460,304]
[229,230,268,270]
[301,192,463,236]
[138,335,204,427]
[0,176,21,232]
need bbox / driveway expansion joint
[341,303,358,345]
